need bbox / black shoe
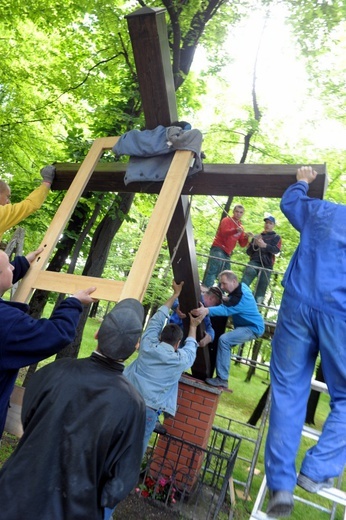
[205,376,228,388]
[267,490,294,517]
[297,473,334,493]
[153,421,167,435]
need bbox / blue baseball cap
[264,216,276,224]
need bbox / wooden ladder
[12,137,194,304]
[4,138,194,438]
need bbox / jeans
[203,246,230,288]
[103,507,115,520]
[265,295,346,492]
[241,260,272,302]
[216,327,257,380]
[142,406,160,458]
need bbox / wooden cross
[13,7,327,380]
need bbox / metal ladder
[249,470,346,520]
[249,380,346,520]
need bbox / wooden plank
[32,271,124,302]
[126,7,178,129]
[12,137,119,304]
[51,162,328,199]
[120,150,193,301]
[166,196,212,379]
[126,7,209,374]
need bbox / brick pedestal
[150,375,221,491]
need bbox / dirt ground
[114,492,182,520]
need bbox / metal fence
[138,426,242,520]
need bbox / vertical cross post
[126,7,212,378]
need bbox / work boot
[267,490,294,517]
[153,421,167,435]
[205,376,228,388]
[297,473,334,493]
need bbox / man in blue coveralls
[265,166,346,517]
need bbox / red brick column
[150,375,221,491]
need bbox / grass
[1,311,345,519]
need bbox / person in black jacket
[0,298,146,520]
[241,216,281,303]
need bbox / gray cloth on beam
[112,125,203,185]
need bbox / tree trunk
[245,339,262,382]
[247,385,270,426]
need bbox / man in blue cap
[241,215,281,303]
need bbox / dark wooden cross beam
[52,162,327,199]
[127,6,210,379]
[53,7,327,380]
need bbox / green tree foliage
[0,0,345,319]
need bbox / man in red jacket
[203,205,249,287]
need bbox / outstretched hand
[40,165,56,185]
[296,166,317,184]
[72,287,98,304]
[25,247,44,264]
[188,312,204,328]
[172,280,184,297]
[190,303,209,319]
[176,306,186,319]
[199,332,212,348]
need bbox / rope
[210,195,243,228]
[147,195,194,312]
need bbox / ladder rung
[250,478,346,520]
[318,486,346,507]
[311,379,329,394]
[302,425,321,441]
[249,512,270,519]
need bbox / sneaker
[205,376,228,388]
[153,421,167,435]
[267,490,294,517]
[297,472,334,493]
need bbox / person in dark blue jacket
[0,248,96,438]
[192,270,264,388]
[265,166,346,517]
[241,216,281,303]
[169,285,223,347]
